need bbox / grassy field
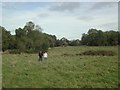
[2,46,118,88]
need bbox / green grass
[2,46,118,88]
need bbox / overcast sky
[2,1,118,40]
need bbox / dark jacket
[39,51,42,57]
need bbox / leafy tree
[55,39,62,47]
[1,26,13,51]
[8,35,17,49]
[81,28,119,46]
[60,37,69,46]
[69,39,80,46]
[25,21,35,31]
[15,28,28,51]
[105,31,118,46]
[96,30,107,46]
[42,43,49,52]
[44,33,57,47]
[81,33,88,45]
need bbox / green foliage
[25,21,35,31]
[55,39,61,46]
[69,39,80,46]
[44,33,57,47]
[1,21,58,53]
[105,31,118,46]
[81,28,119,46]
[1,26,14,51]
[42,43,49,52]
[55,37,70,47]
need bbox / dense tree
[44,33,57,47]
[1,26,14,51]
[60,37,69,46]
[15,28,27,51]
[69,39,80,46]
[81,28,119,46]
[14,21,57,52]
[15,22,45,52]
[81,33,88,45]
[55,39,61,47]
[105,31,118,45]
[25,21,35,31]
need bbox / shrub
[24,49,36,54]
[80,50,116,56]
[9,50,21,54]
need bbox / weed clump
[9,50,21,54]
[61,53,74,56]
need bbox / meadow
[2,46,118,88]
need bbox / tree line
[81,28,120,46]
[0,21,119,53]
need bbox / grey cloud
[49,2,81,12]
[97,22,118,30]
[90,2,117,10]
[77,16,94,22]
[38,13,50,18]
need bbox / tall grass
[2,46,118,88]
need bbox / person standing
[38,51,43,61]
[43,51,48,60]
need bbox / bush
[80,50,116,56]
[24,49,36,54]
[9,50,21,54]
